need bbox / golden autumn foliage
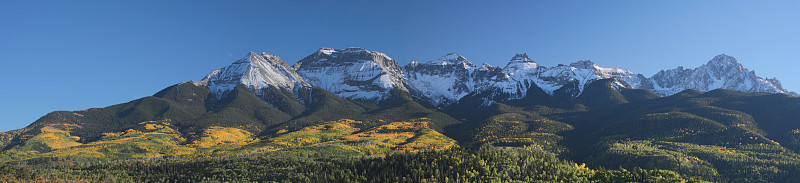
[2,118,457,161]
[16,126,84,151]
[3,119,196,160]
[188,126,255,148]
[246,119,363,153]
[240,119,457,155]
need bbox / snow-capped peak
[425,53,475,68]
[318,48,337,55]
[504,53,539,71]
[569,60,599,70]
[643,54,791,96]
[705,54,745,72]
[404,53,504,108]
[294,47,406,101]
[510,53,534,62]
[491,54,641,101]
[199,51,309,98]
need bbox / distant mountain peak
[317,48,337,55]
[569,60,599,69]
[408,60,420,67]
[709,54,739,64]
[706,53,745,71]
[316,47,369,53]
[644,54,791,96]
[305,47,394,64]
[423,52,475,68]
[199,51,309,98]
[479,63,495,70]
[504,53,539,70]
[712,53,734,61]
[404,53,503,108]
[489,54,642,103]
[295,47,406,101]
[344,47,367,51]
[259,51,281,60]
[510,53,533,62]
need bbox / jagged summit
[407,60,420,67]
[510,53,534,62]
[710,54,736,63]
[297,48,391,64]
[404,53,503,108]
[199,51,309,97]
[478,63,496,70]
[569,60,598,69]
[424,53,475,68]
[491,54,643,103]
[294,47,406,101]
[319,47,390,58]
[643,54,790,96]
[705,54,746,73]
[504,53,538,70]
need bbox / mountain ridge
[194,48,794,109]
[407,52,794,107]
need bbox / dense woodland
[1,146,705,182]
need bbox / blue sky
[1,1,799,131]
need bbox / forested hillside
[2,77,800,182]
[1,146,705,182]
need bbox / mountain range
[2,47,799,182]
[198,47,794,109]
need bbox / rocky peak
[643,54,792,96]
[406,53,476,71]
[201,49,796,107]
[504,53,538,70]
[200,51,309,98]
[705,54,746,72]
[407,60,420,68]
[478,63,495,71]
[510,53,533,62]
[569,60,599,70]
[294,47,406,101]
[427,53,474,67]
[403,53,502,108]
[709,54,737,64]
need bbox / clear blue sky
[2,1,799,131]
